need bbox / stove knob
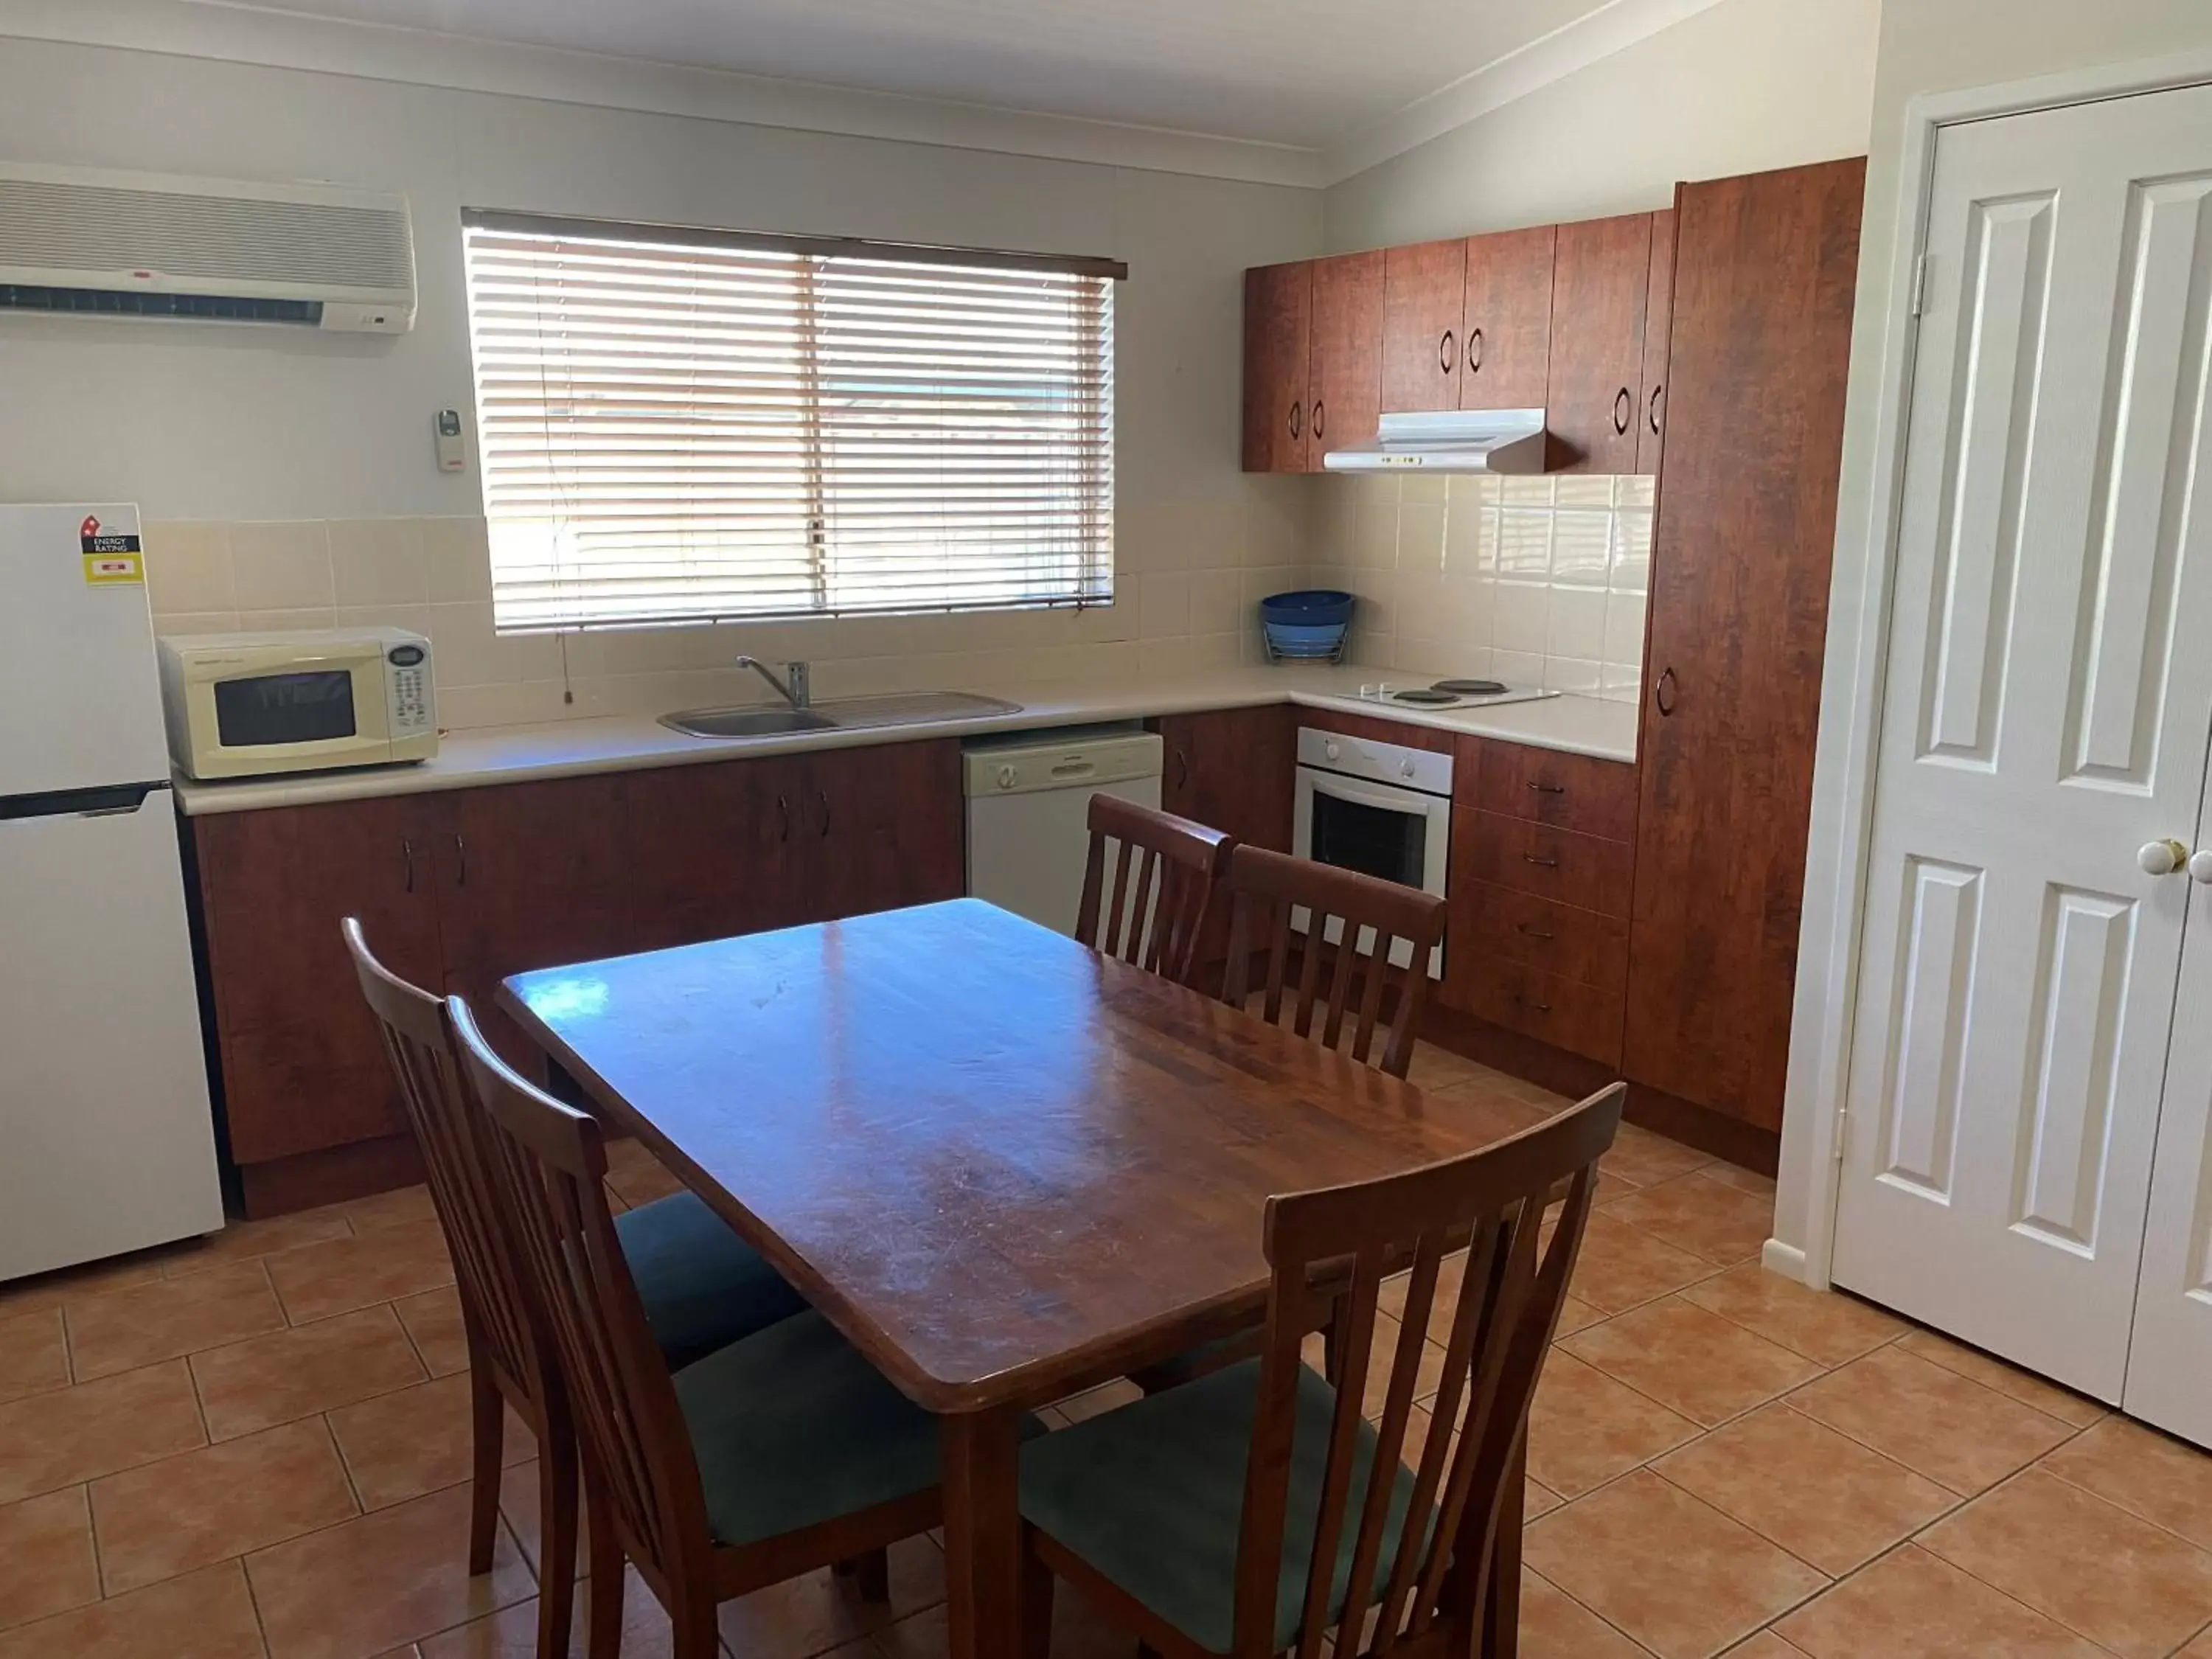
[1324,740,1341,762]
[1401,759,1416,779]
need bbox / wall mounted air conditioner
[0,163,415,333]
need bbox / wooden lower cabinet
[1158,705,1295,975]
[195,740,967,1214]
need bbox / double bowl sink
[660,689,1023,740]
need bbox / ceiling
[189,0,1629,150]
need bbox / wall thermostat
[434,408,468,473]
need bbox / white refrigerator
[1,504,224,1281]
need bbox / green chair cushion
[616,1192,808,1370]
[673,1310,1046,1548]
[1018,1357,1430,1654]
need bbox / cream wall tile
[143,523,234,616]
[1497,509,1552,580]
[335,604,434,643]
[229,523,333,610]
[1552,476,1613,509]
[1191,569,1245,635]
[1547,586,1609,661]
[420,519,493,603]
[1399,473,1449,507]
[1545,657,1604,695]
[1601,663,1644,703]
[1604,592,1649,667]
[1138,572,1191,639]
[1551,513,1613,586]
[330,521,427,608]
[1397,500,1447,576]
[1183,501,1245,570]
[1492,582,1551,657]
[1493,648,1544,685]
[1610,511,1653,594]
[236,605,337,632]
[1352,502,1399,570]
[150,611,240,635]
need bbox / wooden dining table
[500,896,1530,1659]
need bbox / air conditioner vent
[0,163,415,333]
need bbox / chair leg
[1019,1534,1054,1659]
[670,1594,720,1659]
[465,1362,506,1576]
[846,1547,890,1603]
[535,1431,580,1659]
[585,1493,625,1659]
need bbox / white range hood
[1323,408,1548,474]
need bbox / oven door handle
[1301,768,1446,818]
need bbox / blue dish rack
[1259,589,1355,664]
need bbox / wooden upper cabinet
[1380,238,1467,412]
[1458,226,1555,411]
[1623,158,1866,1131]
[1242,261,1312,473]
[1636,208,1677,476]
[1306,251,1384,466]
[1545,213,1653,474]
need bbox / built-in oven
[1293,726,1453,978]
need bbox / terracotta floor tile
[64,1261,286,1382]
[495,1458,587,1583]
[0,1486,98,1633]
[0,1249,175,1319]
[247,1482,534,1659]
[1701,1163,1779,1200]
[1554,1293,1604,1338]
[1526,1352,1700,1498]
[1600,1172,1775,1267]
[156,1207,355,1277]
[0,1360,205,1504]
[329,1374,532,1512]
[1564,1213,1719,1315]
[1602,1123,1713,1186]
[1524,1470,1827,1659]
[265,1218,453,1326]
[90,1416,358,1594]
[344,1186,439,1235]
[714,1533,943,1655]
[1336,1312,1448,1418]
[2040,1415,2212,1551]
[1920,1468,2212,1658]
[0,1559,266,1659]
[418,1565,672,1658]
[1518,1568,1652,1657]
[1562,1298,1820,1428]
[394,1287,469,1379]
[1654,1403,1955,1574]
[1680,1265,1905,1367]
[1784,1346,2073,1496]
[2179,1629,2212,1657]
[1722,1635,1812,1657]
[1381,1248,1468,1324]
[1777,1543,2107,1657]
[1525,1476,1564,1521]
[1053,1377,1141,1425]
[1407,1042,1488,1091]
[0,1310,68,1406]
[192,1304,427,1441]
[1893,1330,2106,1429]
[605,1161,685,1210]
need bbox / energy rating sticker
[78,513,145,585]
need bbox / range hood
[1323,408,1548,474]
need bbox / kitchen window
[459,210,1121,632]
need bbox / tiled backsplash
[1310,472,1654,703]
[143,494,1312,731]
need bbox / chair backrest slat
[1072,795,1234,986]
[1228,1083,1624,1658]
[1214,846,1449,1079]
[447,995,717,1596]
[343,919,540,1411]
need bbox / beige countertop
[173,663,1640,815]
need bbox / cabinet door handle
[1467,327,1484,374]
[1517,924,1557,940]
[1288,402,1302,440]
[1649,383,1664,435]
[818,790,832,839]
[1439,330,1456,375]
[453,835,467,888]
[1613,386,1632,436]
[776,794,790,843]
[1522,853,1559,869]
[1526,781,1565,796]
[1175,748,1190,790]
[401,838,414,894]
[1655,666,1677,717]
[1514,993,1554,1014]
[1312,400,1325,440]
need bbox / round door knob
[2191,849,2212,885]
[2140,838,2190,876]
[1324,740,1342,762]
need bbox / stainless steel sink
[660,690,1022,741]
[660,707,835,739]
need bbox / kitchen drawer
[1461,737,1638,840]
[1452,879,1628,992]
[1295,705,1455,754]
[1457,807,1632,917]
[1456,954,1625,1067]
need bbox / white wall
[1321,0,1878,251]
[1776,1,2212,1264]
[0,36,1321,723]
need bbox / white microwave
[157,627,438,779]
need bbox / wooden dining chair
[344,921,814,1658]
[1217,845,1450,1081]
[1074,793,1234,985]
[1018,1083,1625,1659]
[448,993,1034,1659]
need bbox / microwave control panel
[386,642,435,734]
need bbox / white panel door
[1831,83,2212,1401]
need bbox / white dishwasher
[964,726,1164,935]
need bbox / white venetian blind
[461,211,1118,631]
